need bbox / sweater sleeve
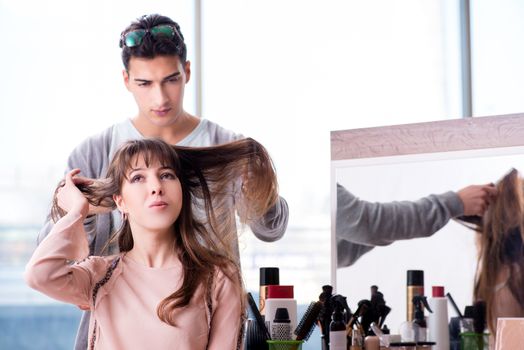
[26,211,109,307]
[207,269,244,350]
[249,196,289,242]
[336,183,464,267]
[36,127,113,254]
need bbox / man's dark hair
[120,14,187,70]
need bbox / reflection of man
[336,183,497,267]
[370,285,390,327]
[370,285,383,305]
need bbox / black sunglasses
[119,24,182,48]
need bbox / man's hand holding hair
[457,183,497,217]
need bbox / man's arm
[249,196,289,242]
[336,183,496,267]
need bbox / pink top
[25,213,243,350]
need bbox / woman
[460,168,524,347]
[25,138,278,349]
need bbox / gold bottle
[406,270,424,322]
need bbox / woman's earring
[121,211,127,222]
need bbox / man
[37,14,288,349]
[336,183,497,267]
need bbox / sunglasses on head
[119,24,182,48]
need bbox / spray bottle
[399,295,433,342]
[329,304,347,350]
[413,295,433,342]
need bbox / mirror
[330,113,524,331]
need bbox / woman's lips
[149,201,168,208]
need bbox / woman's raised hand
[56,169,90,218]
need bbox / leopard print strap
[205,270,246,350]
[205,271,214,350]
[89,256,121,350]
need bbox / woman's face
[114,155,182,235]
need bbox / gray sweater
[37,118,289,350]
[336,183,463,267]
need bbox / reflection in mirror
[330,114,524,333]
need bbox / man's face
[124,55,191,127]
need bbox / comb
[294,301,322,341]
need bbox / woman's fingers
[64,169,82,188]
[72,175,94,186]
[57,169,89,217]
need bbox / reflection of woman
[25,138,278,349]
[468,169,524,344]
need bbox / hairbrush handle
[247,292,271,340]
[446,292,463,318]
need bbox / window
[0,1,195,349]
[202,0,461,296]
[471,0,524,115]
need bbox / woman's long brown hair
[466,169,524,333]
[51,137,279,326]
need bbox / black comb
[294,301,322,341]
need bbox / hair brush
[294,301,322,341]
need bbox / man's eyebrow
[133,71,181,83]
[162,72,181,81]
[133,78,151,83]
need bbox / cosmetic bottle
[271,307,292,340]
[319,285,334,350]
[364,335,380,350]
[264,285,297,334]
[427,286,449,350]
[406,270,424,322]
[414,295,432,342]
[329,304,347,350]
[461,306,475,333]
[459,305,489,350]
[259,267,279,317]
[350,328,363,350]
[399,295,432,343]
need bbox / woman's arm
[25,170,103,307]
[25,211,95,306]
